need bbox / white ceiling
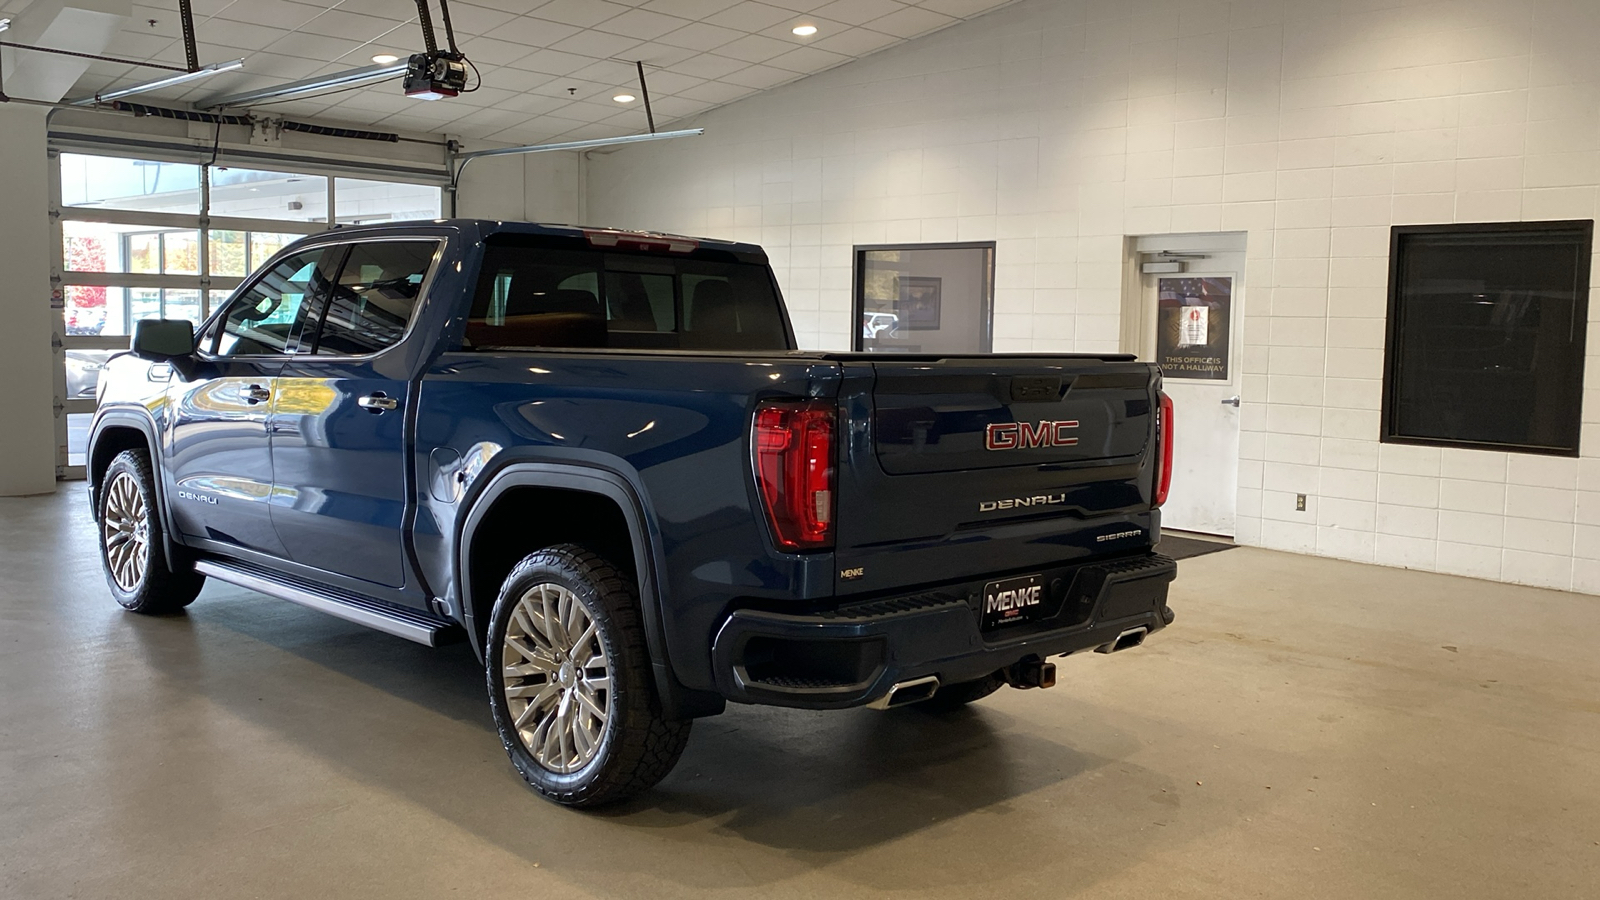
[36,0,1016,145]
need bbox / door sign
[1157,276,1231,381]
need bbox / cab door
[166,246,338,556]
[268,239,440,592]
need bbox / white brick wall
[584,0,1600,593]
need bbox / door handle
[1220,396,1240,407]
[243,384,271,404]
[358,392,399,413]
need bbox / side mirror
[130,319,195,360]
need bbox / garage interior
[2,0,1599,897]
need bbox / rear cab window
[463,234,790,351]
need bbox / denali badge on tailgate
[985,420,1078,450]
[981,574,1046,630]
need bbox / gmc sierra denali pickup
[88,219,1178,807]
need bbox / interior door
[268,240,439,592]
[1138,246,1246,537]
[167,246,336,555]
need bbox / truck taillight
[752,401,836,551]
[1154,390,1174,508]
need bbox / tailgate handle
[1010,376,1062,402]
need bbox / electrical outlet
[1295,493,1307,511]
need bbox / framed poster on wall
[900,276,942,330]
[1156,276,1232,380]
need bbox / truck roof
[324,218,766,258]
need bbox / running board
[194,559,454,647]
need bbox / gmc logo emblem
[985,420,1079,451]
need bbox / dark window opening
[463,237,790,352]
[1383,221,1593,456]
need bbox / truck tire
[97,448,205,614]
[486,544,691,808]
[917,672,1006,711]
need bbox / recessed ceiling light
[372,53,400,64]
[792,24,818,36]
[613,93,636,103]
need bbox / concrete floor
[3,489,1598,899]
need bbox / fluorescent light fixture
[372,53,400,64]
[198,60,408,109]
[68,58,245,106]
[792,24,817,36]
[613,93,635,103]
[0,18,10,32]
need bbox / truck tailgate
[833,356,1160,595]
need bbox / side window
[215,249,332,356]
[310,241,438,355]
[465,248,606,349]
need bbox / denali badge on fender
[981,573,1047,630]
[985,420,1078,451]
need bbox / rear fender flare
[456,461,698,717]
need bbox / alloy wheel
[501,582,613,774]
[102,471,149,592]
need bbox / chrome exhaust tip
[1096,626,1149,654]
[868,675,940,710]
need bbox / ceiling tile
[810,26,900,57]
[660,52,748,80]
[916,0,1013,18]
[718,63,799,89]
[442,4,520,36]
[639,0,742,20]
[644,94,714,118]
[508,48,601,77]
[198,19,289,50]
[764,44,852,73]
[302,10,408,40]
[210,0,322,30]
[632,68,704,94]
[263,33,365,62]
[714,32,796,63]
[494,92,579,116]
[865,4,957,38]
[619,42,698,67]
[675,79,755,104]
[530,0,634,29]
[547,28,644,59]
[493,16,583,47]
[457,36,541,66]
[702,2,794,32]
[656,21,743,52]
[567,58,644,86]
[594,8,693,40]
[478,66,558,93]
[813,0,906,27]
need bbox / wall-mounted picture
[1156,276,1232,381]
[900,276,942,330]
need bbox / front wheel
[486,545,691,808]
[97,449,205,614]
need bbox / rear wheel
[97,449,205,614]
[916,672,1006,711]
[486,545,691,808]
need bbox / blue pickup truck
[88,220,1177,807]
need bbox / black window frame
[1381,220,1595,457]
[851,241,996,353]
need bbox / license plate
[981,574,1046,631]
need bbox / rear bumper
[709,553,1177,709]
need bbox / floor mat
[1157,535,1237,560]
